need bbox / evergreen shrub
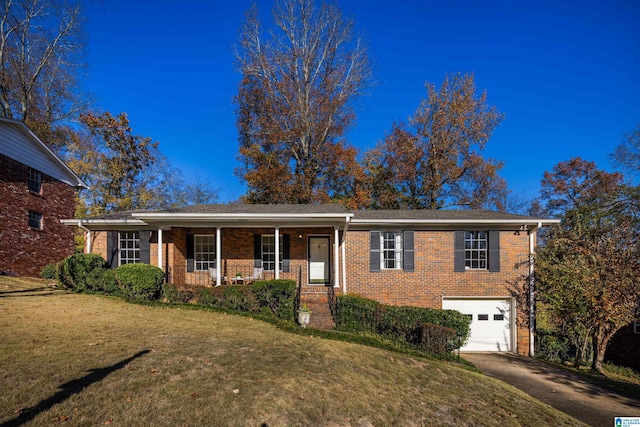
[251,279,296,319]
[58,254,108,292]
[115,264,165,301]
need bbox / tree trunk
[590,328,609,375]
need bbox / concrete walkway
[463,353,640,427]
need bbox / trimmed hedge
[58,254,108,292]
[116,264,165,301]
[251,279,296,319]
[335,294,470,352]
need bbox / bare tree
[0,0,86,144]
[234,0,372,204]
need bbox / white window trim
[119,231,140,265]
[262,234,283,272]
[380,231,402,270]
[465,230,488,270]
[194,234,216,271]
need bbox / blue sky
[83,0,640,204]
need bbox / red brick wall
[0,154,76,276]
[88,224,533,354]
[345,229,532,355]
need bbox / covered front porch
[131,205,353,291]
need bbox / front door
[308,236,330,285]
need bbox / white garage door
[442,298,512,352]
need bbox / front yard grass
[0,276,583,426]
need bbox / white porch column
[157,228,163,269]
[341,233,347,293]
[334,227,340,288]
[275,227,280,280]
[216,227,222,286]
[86,231,91,254]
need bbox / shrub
[335,294,471,352]
[39,263,58,280]
[58,254,108,292]
[223,285,256,311]
[115,264,165,301]
[251,279,296,319]
[417,323,458,355]
[197,287,220,307]
[162,283,180,302]
[92,268,120,295]
[335,294,381,333]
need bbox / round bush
[116,264,165,301]
[59,254,108,292]
[39,263,59,280]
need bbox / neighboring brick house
[63,204,558,355]
[0,117,87,276]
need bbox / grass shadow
[1,350,150,426]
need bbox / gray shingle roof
[351,209,536,221]
[163,204,350,214]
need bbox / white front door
[442,298,513,352]
[308,236,330,285]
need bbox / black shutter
[454,230,466,272]
[139,230,150,264]
[403,230,414,272]
[186,234,194,272]
[107,231,119,268]
[282,234,290,272]
[254,234,262,268]
[370,231,380,272]
[488,230,500,272]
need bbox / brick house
[63,204,558,355]
[0,117,87,276]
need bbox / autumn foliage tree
[534,157,640,373]
[234,0,372,204]
[366,73,506,210]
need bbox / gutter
[528,221,542,357]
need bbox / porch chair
[209,267,226,286]
[244,267,263,284]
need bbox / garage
[442,298,513,352]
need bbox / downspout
[341,216,350,294]
[529,222,542,357]
[77,221,91,254]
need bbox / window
[119,231,140,265]
[465,231,487,270]
[262,235,283,271]
[194,235,216,271]
[381,231,402,270]
[494,314,504,321]
[27,167,42,193]
[634,319,640,335]
[478,314,489,321]
[28,210,42,229]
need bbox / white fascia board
[132,213,354,220]
[350,218,560,226]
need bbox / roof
[63,204,559,231]
[352,209,533,221]
[0,116,88,189]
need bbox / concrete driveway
[463,353,640,427]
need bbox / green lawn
[0,276,584,426]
